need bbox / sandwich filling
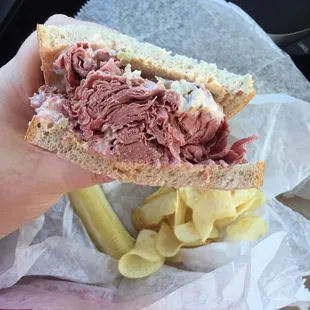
[31,43,256,167]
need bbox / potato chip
[118,254,164,279]
[182,189,237,241]
[130,230,162,262]
[215,189,266,228]
[156,222,183,257]
[209,227,219,239]
[167,214,175,227]
[185,189,236,218]
[236,190,265,213]
[215,216,236,228]
[178,188,188,204]
[132,191,178,230]
[192,211,214,242]
[226,215,268,240]
[235,199,256,215]
[246,189,265,212]
[165,253,184,264]
[141,224,161,232]
[174,221,201,243]
[127,187,267,279]
[182,239,212,248]
[144,187,175,204]
[174,192,187,226]
[184,208,193,223]
[118,229,165,279]
[166,192,187,227]
[231,189,257,207]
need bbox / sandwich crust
[25,116,264,189]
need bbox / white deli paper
[1,0,310,309]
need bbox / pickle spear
[68,185,134,259]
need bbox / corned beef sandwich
[25,24,264,189]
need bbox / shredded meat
[31,43,255,166]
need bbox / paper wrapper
[1,0,310,309]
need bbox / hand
[0,15,112,237]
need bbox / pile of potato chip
[118,187,268,278]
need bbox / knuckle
[45,14,69,25]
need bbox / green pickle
[68,185,134,259]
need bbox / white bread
[24,24,264,190]
[37,24,256,119]
[25,116,264,189]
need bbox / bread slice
[25,24,264,190]
[25,116,264,189]
[37,24,255,119]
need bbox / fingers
[8,30,43,103]
[51,154,114,193]
[64,167,114,191]
[45,14,106,29]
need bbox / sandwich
[25,24,264,189]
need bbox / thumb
[65,166,114,192]
[60,162,114,192]
[40,151,114,194]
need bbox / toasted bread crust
[25,116,264,189]
[37,24,255,119]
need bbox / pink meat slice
[31,43,256,166]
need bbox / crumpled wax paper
[1,0,310,309]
